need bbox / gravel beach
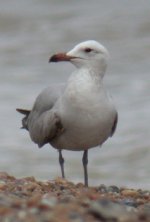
[0,172,149,222]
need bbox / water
[0,0,150,189]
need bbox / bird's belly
[51,104,114,151]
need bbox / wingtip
[16,108,30,115]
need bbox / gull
[17,40,118,187]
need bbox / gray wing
[32,83,65,114]
[17,83,65,148]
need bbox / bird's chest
[66,74,100,106]
[61,82,109,128]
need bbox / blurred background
[0,0,150,189]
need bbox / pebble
[18,210,27,219]
[0,172,149,222]
[29,207,39,214]
[0,183,6,190]
[89,199,130,220]
[120,198,138,207]
[121,189,139,198]
[141,191,150,199]
[69,211,84,222]
[60,195,76,203]
[98,184,107,193]
[139,203,150,215]
[107,185,120,193]
[41,196,57,207]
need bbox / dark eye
[84,48,92,53]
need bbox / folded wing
[16,84,65,148]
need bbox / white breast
[52,69,116,150]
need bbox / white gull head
[50,40,109,77]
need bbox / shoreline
[0,172,149,222]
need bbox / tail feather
[16,108,30,115]
[16,108,31,130]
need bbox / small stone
[23,176,36,183]
[29,207,39,214]
[141,191,150,199]
[98,184,107,193]
[0,206,12,215]
[107,185,120,193]
[89,199,130,220]
[120,198,138,207]
[126,206,138,213]
[0,183,7,190]
[55,177,68,185]
[27,194,42,207]
[0,180,6,184]
[18,210,27,219]
[121,189,139,198]
[76,183,84,188]
[60,195,75,203]
[69,211,84,222]
[22,182,41,193]
[139,203,150,215]
[12,199,23,208]
[0,172,15,180]
[60,185,65,190]
[136,198,146,205]
[41,196,57,207]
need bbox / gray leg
[58,149,65,178]
[82,150,88,187]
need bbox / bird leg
[58,149,65,178]
[82,150,88,187]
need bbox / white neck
[67,67,105,93]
